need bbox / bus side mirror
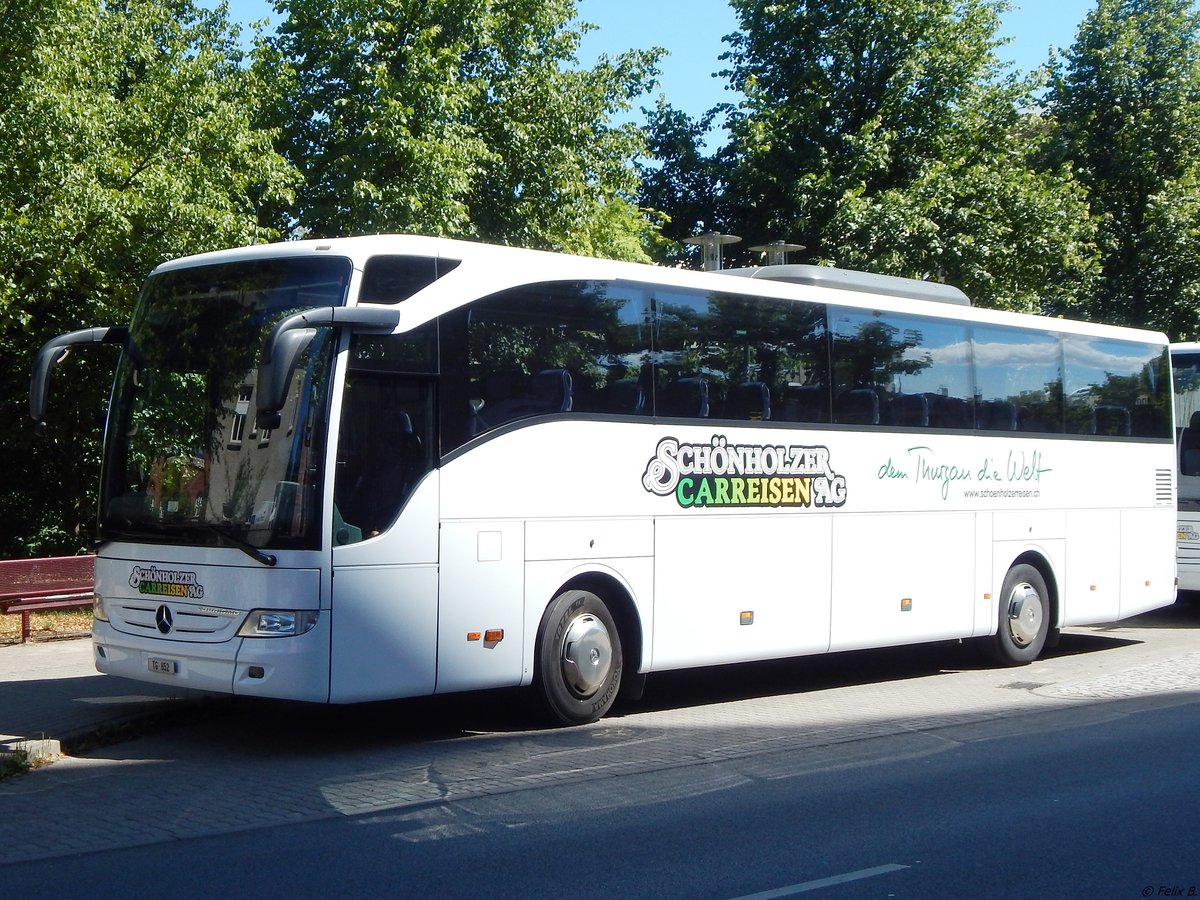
[255,306,401,430]
[255,327,317,430]
[30,326,139,435]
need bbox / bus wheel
[987,564,1050,666]
[536,589,623,726]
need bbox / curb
[1,736,62,768]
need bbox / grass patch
[0,749,31,780]
[0,607,92,646]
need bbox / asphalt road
[2,602,1198,898]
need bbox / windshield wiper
[100,517,277,566]
[204,524,277,567]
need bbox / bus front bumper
[92,618,331,703]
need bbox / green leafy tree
[644,0,1099,313]
[1046,0,1200,337]
[0,0,297,556]
[256,0,663,259]
[637,99,728,250]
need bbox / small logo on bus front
[155,605,174,634]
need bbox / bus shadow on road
[1097,598,1200,629]
[624,622,1161,717]
[133,603,1195,750]
[1042,630,1141,659]
[628,641,974,715]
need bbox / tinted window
[829,308,974,428]
[1064,337,1170,438]
[974,326,1063,433]
[442,281,651,446]
[359,255,460,304]
[652,289,828,422]
[1175,350,1200,483]
[348,320,438,375]
[435,276,1168,450]
[1175,350,1200,436]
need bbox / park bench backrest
[0,555,95,598]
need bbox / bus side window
[654,288,829,424]
[1065,335,1171,440]
[974,326,1062,434]
[830,307,972,431]
[451,281,652,444]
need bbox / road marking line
[729,863,910,899]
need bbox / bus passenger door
[329,364,440,703]
[329,473,440,702]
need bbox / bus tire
[535,589,623,726]
[987,563,1050,666]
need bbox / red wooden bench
[0,555,95,643]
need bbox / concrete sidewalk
[0,638,199,764]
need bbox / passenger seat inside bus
[977,399,1018,431]
[725,382,772,421]
[888,392,929,427]
[595,378,646,414]
[834,388,881,425]
[470,368,573,433]
[778,384,829,423]
[657,377,710,417]
[927,394,973,429]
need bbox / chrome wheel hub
[560,613,612,698]
[1006,582,1043,647]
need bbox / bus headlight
[93,592,109,622]
[237,609,319,637]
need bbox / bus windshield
[99,256,352,552]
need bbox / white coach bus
[1171,343,1200,593]
[31,235,1177,724]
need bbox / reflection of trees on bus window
[830,309,971,428]
[653,289,829,422]
[441,281,652,443]
[1064,337,1170,437]
[433,277,1173,451]
[973,326,1063,433]
[100,257,351,550]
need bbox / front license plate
[147,657,178,675]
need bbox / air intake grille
[1156,468,1174,504]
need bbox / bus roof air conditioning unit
[719,263,971,306]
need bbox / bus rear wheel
[987,563,1050,666]
[535,589,623,726]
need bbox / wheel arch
[554,570,645,676]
